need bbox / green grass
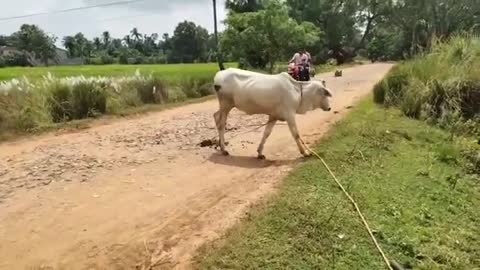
[0,63,236,82]
[373,35,480,136]
[197,100,480,270]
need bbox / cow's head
[312,80,332,111]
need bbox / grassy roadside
[197,100,480,270]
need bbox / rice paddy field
[0,62,236,82]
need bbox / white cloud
[0,0,227,46]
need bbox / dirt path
[0,63,393,270]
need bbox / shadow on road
[208,153,297,169]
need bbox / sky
[0,0,227,47]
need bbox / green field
[198,100,480,270]
[0,63,237,82]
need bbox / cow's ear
[324,88,332,97]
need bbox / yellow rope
[300,139,394,270]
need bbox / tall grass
[0,71,214,136]
[374,35,480,136]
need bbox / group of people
[288,49,312,81]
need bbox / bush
[0,56,5,68]
[374,35,480,133]
[195,77,213,97]
[178,78,200,98]
[134,77,168,104]
[4,51,31,67]
[0,72,214,136]
[400,79,426,119]
[177,76,213,99]
[48,83,72,122]
[0,85,52,132]
[373,81,386,104]
[70,82,107,119]
[100,55,115,65]
[132,56,144,65]
[119,53,129,65]
[373,65,410,106]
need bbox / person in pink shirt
[288,49,311,81]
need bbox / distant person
[303,49,312,66]
[289,49,311,81]
[289,50,304,66]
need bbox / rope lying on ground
[300,139,396,270]
[205,122,401,269]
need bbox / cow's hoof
[257,154,266,160]
[221,150,230,156]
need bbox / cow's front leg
[257,117,277,160]
[286,116,310,157]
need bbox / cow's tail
[213,70,224,93]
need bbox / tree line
[223,0,480,68]
[0,20,218,66]
[1,0,479,68]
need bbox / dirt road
[0,63,392,270]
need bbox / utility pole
[213,0,225,70]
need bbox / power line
[97,12,157,22]
[0,0,148,22]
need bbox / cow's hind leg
[257,116,277,159]
[214,104,233,156]
[214,111,221,129]
[286,116,310,157]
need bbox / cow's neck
[296,83,315,114]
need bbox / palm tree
[102,31,111,48]
[130,27,142,41]
[212,0,225,70]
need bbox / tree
[226,0,264,13]
[102,31,111,48]
[0,35,10,46]
[130,27,142,41]
[84,40,94,59]
[74,33,89,58]
[10,24,57,66]
[354,0,393,53]
[213,0,225,69]
[123,35,132,48]
[93,37,102,51]
[159,33,172,61]
[63,36,77,57]
[170,21,210,63]
[286,0,360,64]
[222,0,321,71]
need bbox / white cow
[213,68,332,159]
